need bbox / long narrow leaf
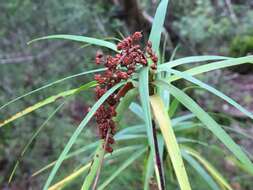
[138,67,155,150]
[155,80,253,173]
[149,0,169,54]
[129,102,144,120]
[181,150,220,190]
[33,138,143,177]
[28,35,117,51]
[48,145,142,190]
[158,55,231,70]
[114,88,138,124]
[0,68,106,111]
[9,102,65,183]
[0,81,97,128]
[144,151,155,190]
[165,68,253,119]
[97,148,146,190]
[81,141,104,190]
[43,82,125,190]
[150,95,191,190]
[183,147,232,190]
[165,56,253,82]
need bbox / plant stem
[92,130,110,190]
[152,120,165,190]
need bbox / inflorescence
[94,32,157,152]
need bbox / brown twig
[0,42,63,65]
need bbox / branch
[0,42,63,65]
[224,0,238,23]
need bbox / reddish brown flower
[94,32,157,152]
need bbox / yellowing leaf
[150,95,191,190]
[183,147,232,190]
[0,81,97,128]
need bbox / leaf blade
[97,148,146,190]
[155,80,253,173]
[0,68,105,111]
[43,82,125,190]
[181,150,220,190]
[158,55,231,70]
[183,147,233,190]
[0,81,97,128]
[150,95,192,190]
[28,35,117,51]
[149,0,169,54]
[166,68,253,119]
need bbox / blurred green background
[0,0,253,189]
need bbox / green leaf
[169,44,180,61]
[158,55,231,70]
[150,95,192,190]
[28,35,117,51]
[97,148,146,190]
[114,88,138,124]
[166,55,253,82]
[164,68,253,119]
[43,82,125,190]
[0,81,97,128]
[8,102,65,183]
[115,124,145,137]
[155,80,253,173]
[33,137,143,177]
[171,114,195,125]
[177,137,208,147]
[0,68,105,111]
[227,156,253,176]
[183,147,232,190]
[129,102,144,120]
[174,122,202,132]
[144,151,155,190]
[81,141,104,190]
[138,67,155,150]
[48,145,142,190]
[49,162,92,190]
[149,0,169,54]
[169,86,201,117]
[32,141,98,177]
[181,150,220,190]
[139,67,162,188]
[149,0,169,107]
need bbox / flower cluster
[94,32,157,152]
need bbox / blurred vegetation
[0,0,253,189]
